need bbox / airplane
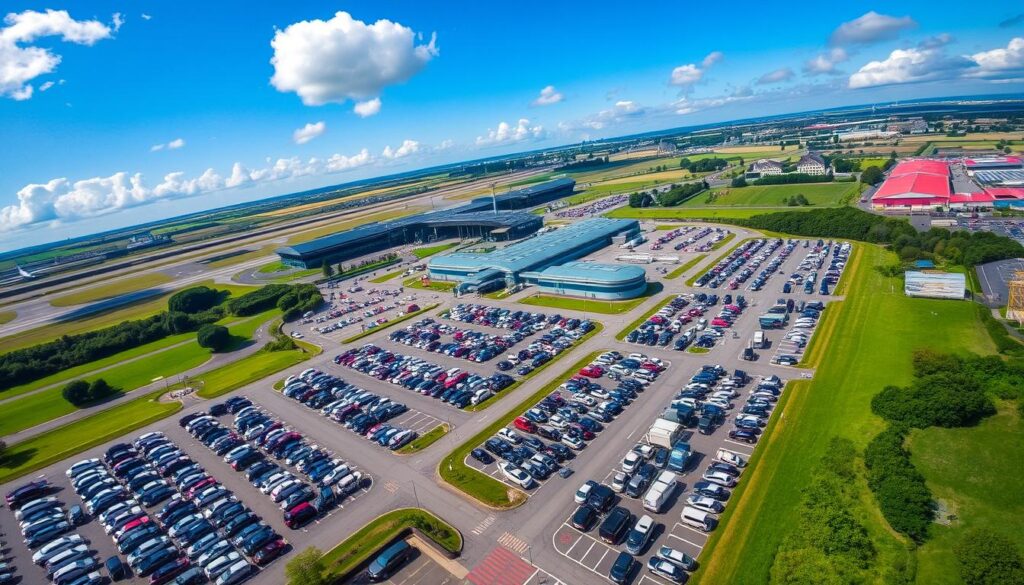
[16,265,36,279]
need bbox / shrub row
[863,427,933,543]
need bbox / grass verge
[615,295,675,340]
[320,508,461,580]
[519,282,662,315]
[412,242,457,259]
[685,238,751,286]
[693,244,995,585]
[710,232,736,250]
[194,347,313,399]
[439,350,604,508]
[397,423,450,455]
[341,304,440,344]
[369,268,407,283]
[665,255,707,280]
[0,388,181,484]
[48,273,175,307]
[0,311,14,325]
[403,276,457,293]
[687,346,710,354]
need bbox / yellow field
[609,149,662,161]
[596,169,693,186]
[903,132,1024,143]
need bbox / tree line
[0,283,323,392]
[753,172,833,186]
[678,157,728,173]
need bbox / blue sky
[1,1,1023,251]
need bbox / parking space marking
[723,439,756,451]
[667,532,706,549]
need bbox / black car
[470,449,494,464]
[728,429,758,444]
[609,551,635,584]
[570,505,597,531]
[586,484,614,512]
[599,507,631,544]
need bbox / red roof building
[872,160,952,209]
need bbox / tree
[197,324,231,352]
[322,261,334,278]
[860,166,884,185]
[1005,146,1013,154]
[62,379,91,405]
[954,529,1024,585]
[168,286,221,314]
[731,176,748,188]
[286,547,327,585]
[88,379,116,401]
[628,192,648,208]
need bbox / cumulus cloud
[804,47,849,75]
[437,139,455,150]
[669,52,722,90]
[353,97,381,117]
[969,37,1024,78]
[269,11,438,113]
[150,138,185,152]
[381,139,420,159]
[292,121,326,144]
[475,119,545,146]
[560,100,649,132]
[531,85,563,106]
[918,33,953,50]
[830,11,917,46]
[0,9,118,100]
[1,147,381,232]
[848,45,973,88]
[756,67,794,85]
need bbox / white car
[687,494,726,514]
[621,452,642,474]
[562,434,585,450]
[717,449,747,468]
[497,428,522,444]
[628,353,648,361]
[610,472,629,493]
[702,470,737,488]
[633,444,654,460]
[499,463,535,489]
[548,415,568,429]
[575,481,594,504]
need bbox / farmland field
[682,182,861,208]
[694,244,998,585]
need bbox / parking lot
[342,545,457,585]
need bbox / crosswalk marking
[472,515,495,535]
[498,531,529,554]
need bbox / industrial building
[427,217,646,299]
[275,179,574,268]
[904,271,965,300]
[871,160,952,210]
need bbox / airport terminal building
[427,217,646,299]
[276,179,574,268]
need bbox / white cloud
[848,46,973,88]
[112,13,124,32]
[1,147,379,232]
[0,9,118,100]
[561,100,648,132]
[270,11,438,110]
[475,119,545,146]
[140,13,152,21]
[292,121,326,144]
[804,47,849,75]
[437,139,455,150]
[756,67,794,85]
[830,11,917,45]
[969,37,1024,78]
[353,97,381,117]
[531,85,564,106]
[669,52,722,89]
[150,138,185,152]
[382,139,420,159]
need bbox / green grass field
[908,403,1024,585]
[682,182,860,208]
[519,283,661,315]
[368,268,406,283]
[0,388,182,484]
[694,244,996,584]
[0,280,257,352]
[48,273,176,307]
[0,311,14,324]
[665,255,707,280]
[412,242,457,258]
[256,260,288,273]
[606,207,816,221]
[195,347,311,399]
[403,276,457,292]
[320,508,461,579]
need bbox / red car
[513,417,536,433]
[284,502,317,529]
[578,365,603,378]
[254,539,289,566]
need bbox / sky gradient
[2,1,1024,250]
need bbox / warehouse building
[871,160,952,210]
[427,217,645,298]
[276,179,573,267]
[904,271,965,300]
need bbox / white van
[680,506,716,532]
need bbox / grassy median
[519,282,662,315]
[341,304,440,344]
[397,423,450,454]
[664,254,707,280]
[685,237,751,286]
[320,508,461,579]
[439,350,604,508]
